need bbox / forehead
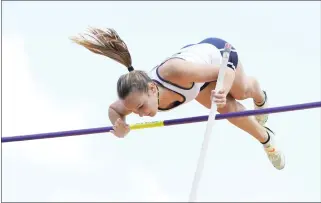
[122,91,147,110]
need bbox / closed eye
[136,104,143,111]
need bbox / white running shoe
[262,126,285,170]
[254,90,269,125]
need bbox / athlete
[70,27,285,170]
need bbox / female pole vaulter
[70,27,285,170]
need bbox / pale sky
[2,1,320,202]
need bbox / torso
[148,42,222,111]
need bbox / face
[122,83,159,117]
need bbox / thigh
[196,82,217,109]
[196,81,235,113]
[229,60,249,99]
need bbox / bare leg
[244,76,265,104]
[219,94,268,142]
[229,61,269,125]
[229,61,265,103]
[196,82,268,143]
[196,82,285,170]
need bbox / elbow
[108,105,120,117]
[108,105,115,118]
[108,104,119,117]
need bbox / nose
[139,111,150,117]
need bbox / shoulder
[157,58,187,81]
[154,43,221,83]
[157,54,221,84]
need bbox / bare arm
[108,100,132,125]
[162,58,236,94]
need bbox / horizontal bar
[2,101,320,143]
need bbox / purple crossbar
[2,101,320,143]
[164,101,321,126]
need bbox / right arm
[109,100,133,138]
[108,99,132,125]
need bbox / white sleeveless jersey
[148,43,222,111]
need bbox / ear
[148,82,158,95]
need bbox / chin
[149,112,157,117]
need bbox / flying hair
[70,26,155,99]
[70,27,134,72]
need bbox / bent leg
[229,61,269,125]
[196,82,268,142]
[196,81,285,170]
[218,94,268,142]
[197,38,265,103]
[230,61,265,103]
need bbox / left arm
[162,58,235,94]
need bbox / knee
[231,87,250,100]
[231,78,256,100]
[232,92,248,100]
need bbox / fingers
[111,129,125,138]
[211,89,226,108]
[213,98,226,104]
[112,118,130,138]
[211,89,225,97]
[115,118,129,127]
[216,89,225,94]
[115,118,122,126]
[211,90,226,101]
[114,118,125,128]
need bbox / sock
[261,131,271,147]
[254,91,267,107]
